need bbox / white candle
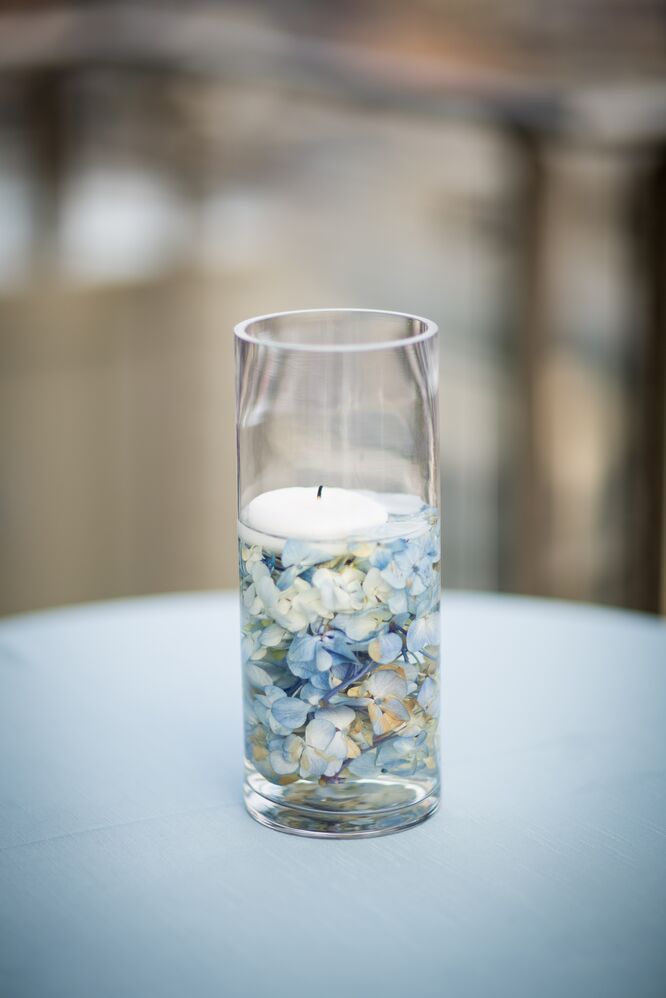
[242,486,388,546]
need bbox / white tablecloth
[1,592,665,997]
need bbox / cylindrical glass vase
[235,309,440,837]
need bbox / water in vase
[238,494,440,836]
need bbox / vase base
[243,782,439,838]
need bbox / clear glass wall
[235,310,440,836]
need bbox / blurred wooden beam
[640,145,666,613]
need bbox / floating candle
[243,485,388,542]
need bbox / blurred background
[0,0,665,617]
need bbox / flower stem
[320,658,380,703]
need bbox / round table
[1,592,664,998]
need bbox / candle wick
[317,485,324,499]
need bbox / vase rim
[234,308,438,353]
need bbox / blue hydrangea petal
[315,645,333,672]
[271,696,310,733]
[304,717,336,751]
[367,670,408,701]
[298,682,323,705]
[269,736,304,774]
[388,590,409,614]
[276,566,301,591]
[347,749,379,777]
[326,730,348,764]
[299,747,329,779]
[368,632,403,664]
[334,608,391,641]
[406,612,440,655]
[381,562,408,589]
[282,540,333,568]
[246,663,274,688]
[286,634,320,678]
[322,629,359,663]
[260,685,286,706]
[384,697,410,722]
[417,676,439,716]
[369,546,391,570]
[315,705,355,730]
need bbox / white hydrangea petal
[251,561,270,582]
[260,623,286,647]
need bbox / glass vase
[235,309,440,837]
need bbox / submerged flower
[241,630,268,662]
[366,669,410,736]
[245,662,274,688]
[379,533,438,596]
[242,513,440,785]
[246,722,270,767]
[368,631,403,664]
[281,540,334,568]
[376,728,428,775]
[242,582,264,617]
[417,676,439,716]
[255,685,310,736]
[333,605,392,641]
[286,630,357,680]
[252,561,324,633]
[406,611,440,657]
[269,733,305,775]
[408,584,440,620]
[285,630,359,706]
[362,568,408,614]
[312,566,365,613]
[346,711,374,753]
[298,707,360,778]
[241,544,264,568]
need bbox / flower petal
[269,750,299,774]
[367,670,408,701]
[246,663,274,688]
[261,685,286,705]
[304,717,336,751]
[315,705,355,730]
[368,632,403,664]
[260,623,286,647]
[347,748,380,777]
[298,747,325,778]
[282,540,333,568]
[406,612,440,655]
[334,607,391,641]
[417,676,439,716]
[286,634,320,678]
[271,696,310,732]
